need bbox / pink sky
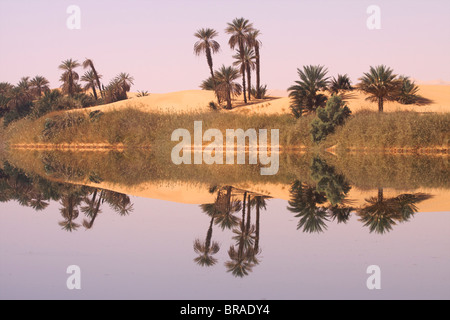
[1,0,449,93]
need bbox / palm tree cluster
[0,58,136,126]
[288,65,353,118]
[194,18,266,110]
[288,64,424,117]
[0,76,50,124]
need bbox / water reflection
[0,162,133,232]
[356,189,432,234]
[0,151,442,278]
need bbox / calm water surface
[0,151,449,299]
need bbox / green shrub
[310,95,351,143]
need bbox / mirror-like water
[1,151,449,299]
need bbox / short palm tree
[247,30,262,98]
[288,65,329,117]
[225,18,254,104]
[194,28,220,98]
[81,70,102,100]
[232,47,256,101]
[356,65,402,112]
[59,59,80,96]
[329,74,353,101]
[82,58,103,99]
[81,71,99,100]
[115,72,134,100]
[30,76,50,97]
[199,76,216,91]
[214,65,242,109]
[397,76,420,104]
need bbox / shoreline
[7,143,449,154]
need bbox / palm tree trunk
[226,89,232,109]
[205,215,215,251]
[378,188,384,203]
[206,48,220,104]
[92,85,98,100]
[255,44,261,99]
[246,194,251,230]
[246,64,251,101]
[378,97,384,112]
[254,197,260,252]
[239,43,247,104]
[68,73,74,97]
[242,192,247,230]
[241,68,247,104]
[89,63,103,99]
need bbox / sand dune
[82,85,449,115]
[85,90,217,113]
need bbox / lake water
[0,151,449,299]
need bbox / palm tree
[329,74,353,101]
[0,82,13,95]
[81,70,101,100]
[357,189,432,234]
[356,65,402,112]
[30,76,50,97]
[59,59,80,97]
[214,65,242,109]
[225,17,254,104]
[194,28,221,100]
[397,76,420,104]
[247,30,262,99]
[115,72,134,100]
[199,76,216,91]
[288,65,329,117]
[82,58,104,99]
[232,47,256,101]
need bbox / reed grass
[3,106,449,150]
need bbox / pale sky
[1,0,449,93]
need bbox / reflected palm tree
[328,203,353,224]
[193,214,221,267]
[357,188,432,234]
[28,192,50,211]
[213,186,241,230]
[58,194,82,232]
[103,190,133,216]
[194,190,223,267]
[225,193,260,277]
[81,189,104,230]
[287,181,329,233]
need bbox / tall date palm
[59,59,80,97]
[247,30,262,99]
[194,28,221,98]
[225,18,254,104]
[82,58,104,99]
